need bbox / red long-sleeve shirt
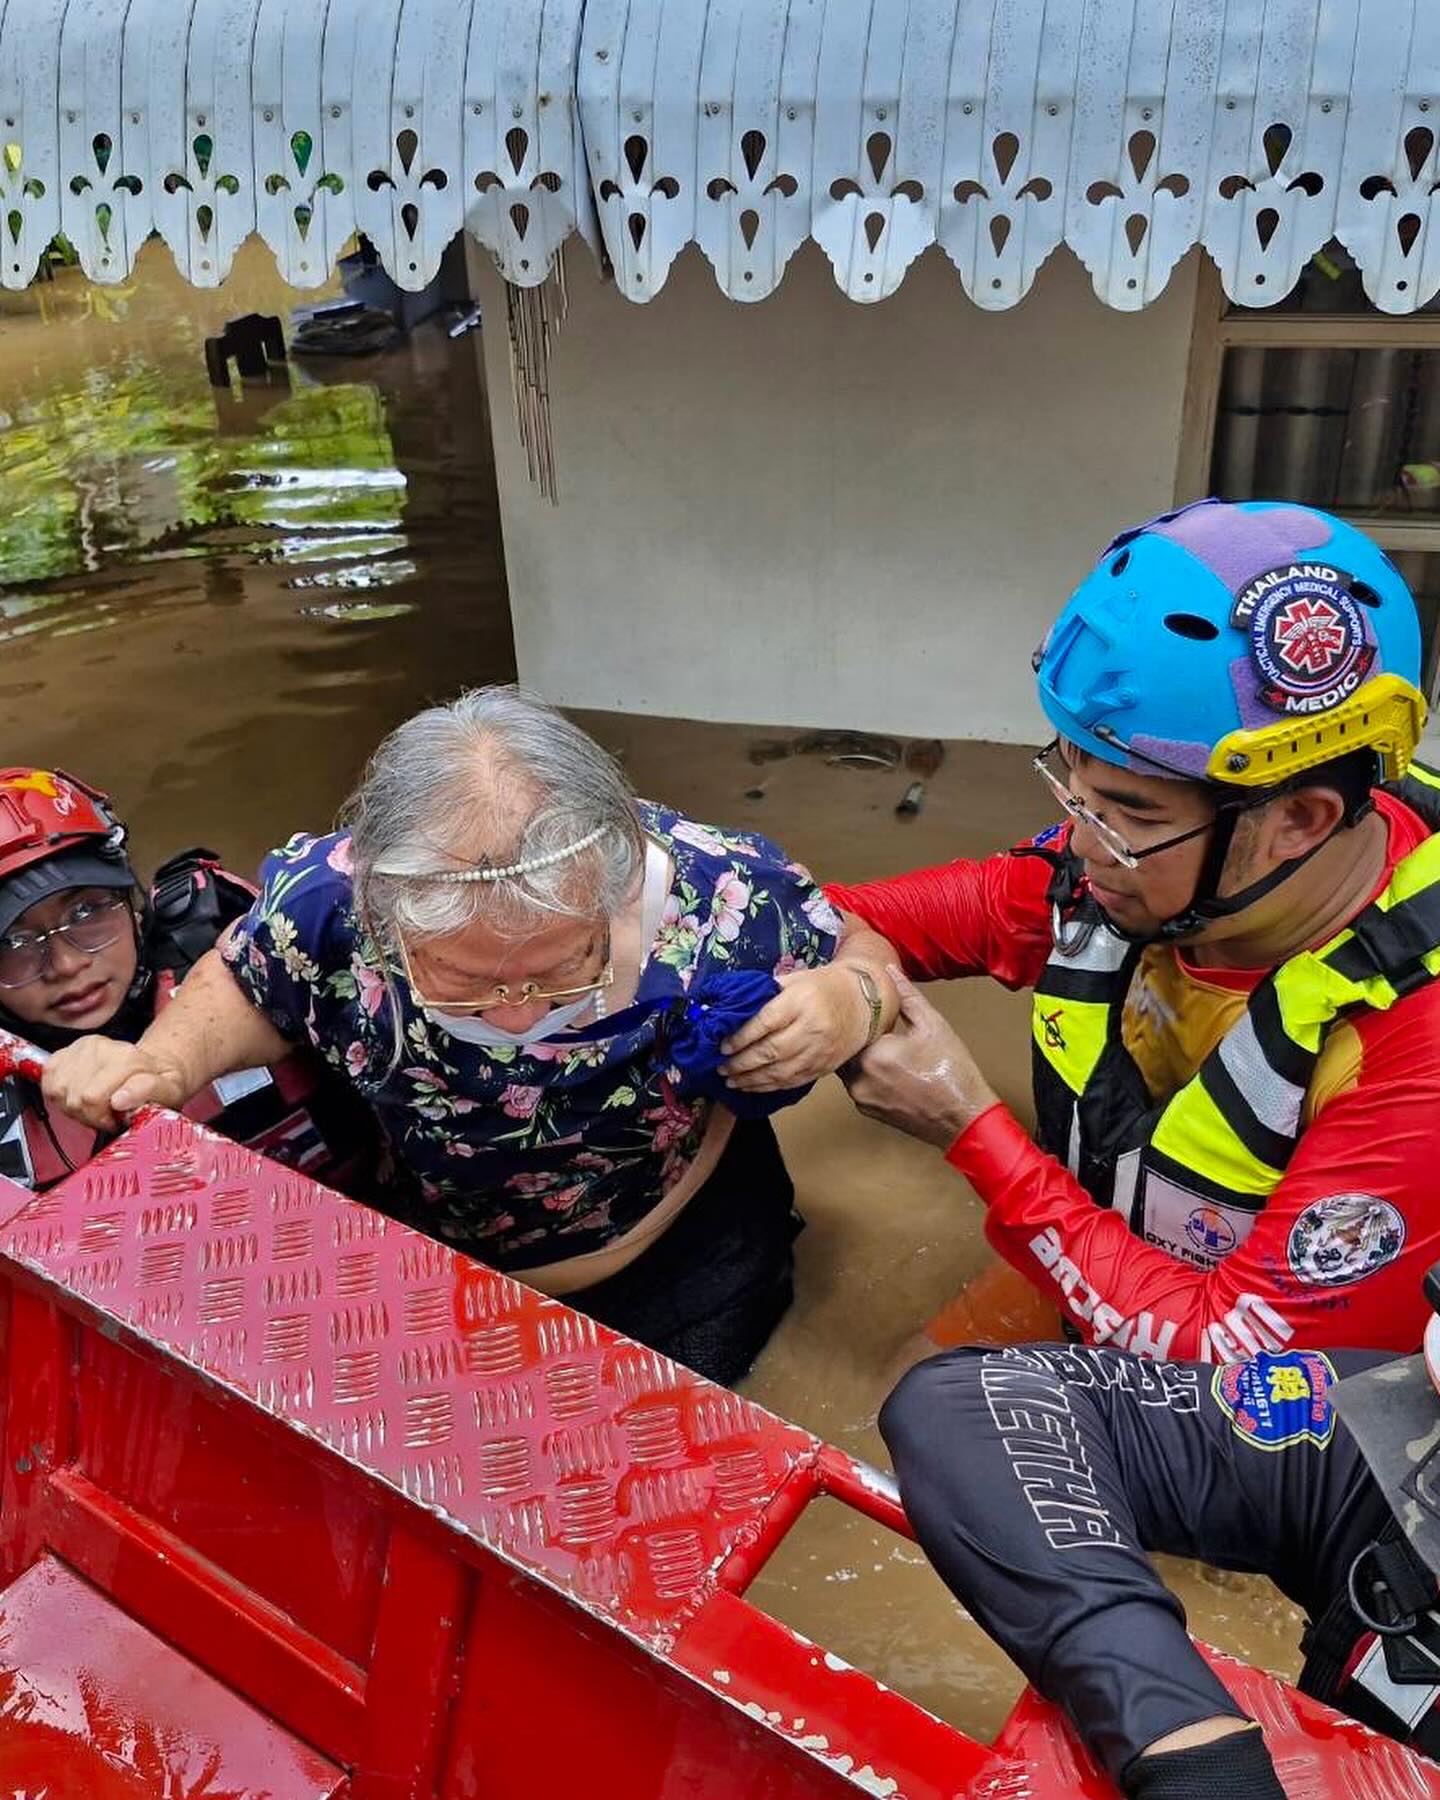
[828,791,1440,1359]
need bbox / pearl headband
[371,824,607,885]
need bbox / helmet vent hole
[1110,550,1131,576]
[1163,612,1220,640]
[1350,580,1382,608]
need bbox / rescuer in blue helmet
[725,498,1440,1363]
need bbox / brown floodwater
[0,247,1300,1749]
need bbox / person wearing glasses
[0,766,370,1191]
[725,499,1440,1360]
[41,690,886,1381]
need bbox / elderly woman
[42,689,895,1381]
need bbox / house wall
[472,241,1201,743]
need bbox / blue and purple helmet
[1035,499,1427,790]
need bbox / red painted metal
[0,1029,1433,1797]
[0,1025,47,1085]
[0,1554,348,1797]
[989,1652,1440,1799]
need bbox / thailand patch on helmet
[1230,563,1375,716]
[1212,1349,1337,1451]
[1287,1193,1406,1288]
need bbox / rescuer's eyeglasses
[1032,741,1218,870]
[0,893,132,988]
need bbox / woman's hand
[721,964,883,1090]
[41,1038,193,1133]
[40,949,290,1135]
[844,967,998,1148]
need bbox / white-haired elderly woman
[42,688,898,1382]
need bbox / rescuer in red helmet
[0,767,371,1191]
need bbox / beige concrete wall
[473,241,1201,742]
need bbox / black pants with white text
[879,1342,1392,1783]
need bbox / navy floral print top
[221,802,839,1271]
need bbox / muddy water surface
[0,244,511,864]
[1,249,1300,1746]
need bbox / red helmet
[0,769,137,943]
[0,768,123,883]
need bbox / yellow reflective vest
[1031,769,1440,1269]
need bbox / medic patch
[1230,563,1374,716]
[1212,1349,1337,1451]
[1287,1193,1406,1288]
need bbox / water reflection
[0,240,514,874]
[0,351,408,612]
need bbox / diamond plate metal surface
[0,1111,819,1646]
[2,1070,1434,1799]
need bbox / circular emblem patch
[1231,563,1374,716]
[1286,1194,1405,1288]
[1185,1204,1237,1258]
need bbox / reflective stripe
[1150,1080,1280,1197]
[1216,1011,1305,1142]
[1247,977,1319,1086]
[1048,923,1131,976]
[1198,1053,1296,1173]
[1111,1147,1141,1217]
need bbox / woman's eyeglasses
[395,929,614,1015]
[0,893,132,989]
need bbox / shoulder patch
[1287,1194,1405,1288]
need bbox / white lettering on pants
[979,1352,1127,1553]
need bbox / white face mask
[425,988,600,1050]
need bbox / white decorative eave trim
[3,0,1439,314]
[0,0,596,293]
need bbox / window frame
[1177,260,1440,732]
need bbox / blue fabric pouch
[665,968,812,1120]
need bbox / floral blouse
[221,802,839,1270]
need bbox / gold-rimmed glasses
[393,928,614,1015]
[0,893,132,989]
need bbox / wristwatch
[853,966,884,1048]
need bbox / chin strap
[1115,789,1372,947]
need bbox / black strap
[1390,767,1440,835]
[145,848,253,975]
[1325,881,1440,994]
[1301,1519,1440,1703]
[1350,1530,1437,1634]
[1197,1051,1296,1172]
